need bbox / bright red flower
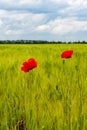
[27,58,37,70]
[61,50,73,58]
[21,58,37,72]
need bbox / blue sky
[0,0,87,41]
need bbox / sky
[0,0,87,41]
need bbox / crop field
[0,44,87,130]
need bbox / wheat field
[0,44,87,130]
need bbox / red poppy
[61,50,73,58]
[21,58,37,72]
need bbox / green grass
[0,44,87,130]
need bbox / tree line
[0,40,87,44]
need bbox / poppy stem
[35,95,39,130]
[62,59,65,65]
[77,71,83,130]
[62,63,71,130]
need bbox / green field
[0,44,87,130]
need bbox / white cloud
[36,25,50,31]
[36,17,87,35]
[0,0,42,6]
[0,9,47,37]
[0,9,46,21]
[67,0,87,7]
[50,0,64,3]
[0,0,87,41]
[0,19,3,26]
[19,0,41,5]
[59,0,87,15]
[5,29,23,35]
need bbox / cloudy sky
[0,0,87,41]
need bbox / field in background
[0,44,87,130]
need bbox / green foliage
[0,44,87,130]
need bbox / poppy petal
[61,50,73,58]
[21,66,29,72]
[21,58,37,73]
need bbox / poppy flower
[61,50,73,58]
[21,58,37,72]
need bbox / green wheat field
[0,44,87,130]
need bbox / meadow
[0,44,87,130]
